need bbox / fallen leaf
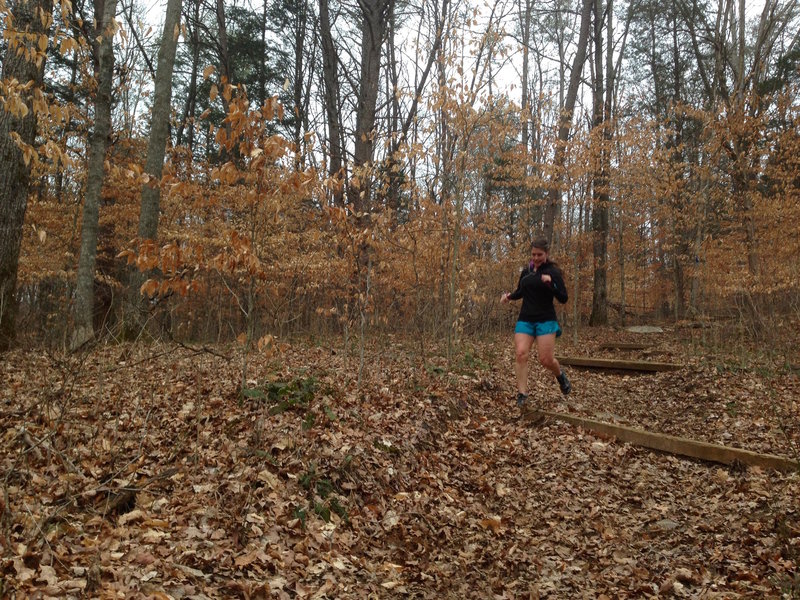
[37,564,58,586]
[118,508,145,526]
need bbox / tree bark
[139,0,181,242]
[518,0,534,231]
[0,0,54,351]
[292,0,309,170]
[215,0,231,84]
[72,0,118,347]
[126,0,182,337]
[176,0,200,150]
[519,0,532,155]
[589,0,609,326]
[319,0,345,206]
[347,0,392,213]
[670,4,689,319]
[214,0,234,163]
[385,6,401,213]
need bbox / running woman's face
[530,247,547,268]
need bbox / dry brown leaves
[1,328,798,598]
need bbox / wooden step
[557,356,682,372]
[528,410,798,473]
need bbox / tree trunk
[319,0,345,206]
[385,3,400,213]
[215,0,231,84]
[589,0,609,326]
[72,0,118,347]
[618,213,626,327]
[258,0,268,109]
[126,0,182,337]
[139,0,181,241]
[347,0,392,213]
[542,0,592,244]
[519,0,533,231]
[292,0,309,170]
[214,0,234,163]
[673,252,685,321]
[0,0,54,351]
[519,0,532,156]
[733,167,761,276]
[176,0,200,150]
[670,4,688,319]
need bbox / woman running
[501,237,571,406]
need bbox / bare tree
[319,0,346,206]
[72,0,119,347]
[680,0,800,277]
[588,0,609,325]
[126,0,183,337]
[347,0,394,213]
[290,0,312,170]
[176,0,202,151]
[542,0,593,244]
[383,0,451,214]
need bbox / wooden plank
[533,410,799,473]
[557,356,682,372]
[599,342,651,350]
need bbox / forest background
[0,0,797,360]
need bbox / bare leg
[536,333,562,378]
[514,333,535,394]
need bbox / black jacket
[508,261,568,323]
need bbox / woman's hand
[541,274,552,284]
[500,292,510,304]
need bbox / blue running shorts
[514,320,562,337]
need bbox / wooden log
[534,410,798,473]
[599,342,651,350]
[557,356,682,372]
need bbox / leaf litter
[1,328,798,598]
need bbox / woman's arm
[500,269,527,302]
[548,267,568,304]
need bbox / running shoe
[557,371,571,395]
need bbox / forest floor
[1,324,799,599]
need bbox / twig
[102,338,231,374]
[121,0,156,80]
[166,332,232,360]
[20,428,44,461]
[22,429,84,477]
[101,349,172,373]
[23,500,61,558]
[410,510,438,534]
[94,466,181,495]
